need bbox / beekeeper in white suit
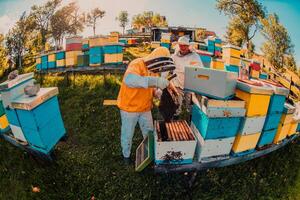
[171,36,203,116]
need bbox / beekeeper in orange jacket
[117,47,176,164]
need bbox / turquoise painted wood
[215,38,222,44]
[199,54,212,63]
[119,39,127,44]
[48,61,56,69]
[297,123,300,132]
[226,65,239,74]
[41,55,48,70]
[161,43,170,49]
[208,46,215,53]
[90,46,103,55]
[103,45,123,54]
[263,113,282,131]
[5,108,20,126]
[257,129,277,147]
[191,105,242,139]
[259,73,268,80]
[155,159,193,165]
[0,100,5,116]
[55,51,65,60]
[15,96,66,153]
[82,44,89,50]
[89,54,103,64]
[36,63,42,70]
[268,94,286,114]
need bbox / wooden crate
[135,133,154,172]
[210,59,225,70]
[222,44,241,58]
[273,123,290,144]
[239,116,266,135]
[232,132,261,153]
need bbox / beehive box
[250,69,260,79]
[257,129,277,148]
[191,99,244,139]
[191,122,235,161]
[41,55,48,70]
[56,59,65,68]
[239,116,266,135]
[224,56,241,66]
[274,123,291,144]
[161,43,170,49]
[259,73,268,80]
[184,66,238,100]
[226,65,239,74]
[55,51,65,60]
[222,44,241,58]
[48,53,55,62]
[77,54,89,67]
[0,114,9,133]
[154,120,196,165]
[263,113,282,131]
[104,54,123,64]
[0,73,34,108]
[210,59,224,70]
[65,51,81,67]
[103,43,123,54]
[236,80,273,117]
[288,121,298,136]
[197,51,213,68]
[151,41,161,49]
[11,88,66,153]
[89,37,110,47]
[232,132,261,154]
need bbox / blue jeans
[120,110,154,158]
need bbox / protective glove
[148,77,169,90]
[154,89,163,99]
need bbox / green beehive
[77,54,90,67]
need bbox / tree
[68,2,85,36]
[260,14,294,70]
[116,11,129,35]
[6,12,33,69]
[50,2,84,48]
[30,0,61,50]
[132,11,168,30]
[86,8,105,36]
[216,0,265,56]
[0,34,8,76]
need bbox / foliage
[85,8,105,36]
[0,34,8,77]
[216,0,265,57]
[29,0,62,50]
[260,14,294,70]
[132,11,168,30]
[116,11,129,34]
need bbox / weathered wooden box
[154,120,196,165]
[232,132,261,154]
[239,116,266,135]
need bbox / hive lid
[283,103,295,114]
[237,79,273,95]
[103,42,125,46]
[135,132,154,172]
[0,73,34,91]
[260,80,289,97]
[11,87,58,110]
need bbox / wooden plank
[154,135,299,174]
[103,100,117,106]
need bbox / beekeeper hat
[144,47,175,73]
[178,36,190,46]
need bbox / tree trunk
[93,24,96,36]
[123,26,125,35]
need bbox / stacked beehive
[273,103,296,144]
[0,73,66,154]
[160,33,171,49]
[232,80,273,155]
[259,72,268,80]
[249,60,261,79]
[154,120,196,164]
[103,43,124,64]
[82,38,89,51]
[207,37,222,56]
[77,53,89,67]
[47,52,56,69]
[257,80,289,147]
[223,45,242,74]
[119,38,128,45]
[196,50,213,68]
[210,58,225,70]
[41,54,48,70]
[0,95,9,134]
[65,36,82,67]
[89,37,109,66]
[35,57,42,71]
[56,51,65,68]
[191,94,245,161]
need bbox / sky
[0,0,299,65]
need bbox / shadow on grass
[1,74,300,200]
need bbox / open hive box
[154,120,196,165]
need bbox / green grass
[1,74,300,199]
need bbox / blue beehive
[41,55,48,70]
[268,94,286,114]
[48,61,56,69]
[36,63,42,70]
[161,43,170,49]
[11,87,66,154]
[89,47,104,65]
[263,113,282,131]
[191,105,242,139]
[55,51,65,60]
[82,44,89,50]
[257,129,277,147]
[226,65,239,74]
[103,44,123,54]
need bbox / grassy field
[1,73,300,200]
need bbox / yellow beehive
[241,58,251,67]
[66,51,81,59]
[36,57,41,64]
[108,35,119,43]
[288,121,298,136]
[56,59,65,67]
[280,113,293,124]
[161,39,171,43]
[210,59,224,70]
[274,123,291,144]
[223,45,241,58]
[250,70,260,78]
[89,37,110,47]
[110,32,119,37]
[0,115,9,130]
[48,53,56,62]
[278,77,291,88]
[232,133,261,153]
[89,63,99,67]
[235,89,271,117]
[82,38,89,45]
[215,43,222,48]
[65,58,77,67]
[223,56,241,66]
[104,53,123,63]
